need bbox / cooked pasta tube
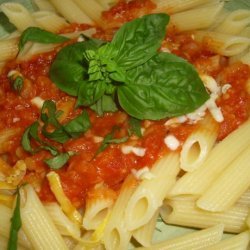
[73,0,104,26]
[33,0,57,12]
[49,0,93,24]
[47,171,82,225]
[180,114,219,172]
[230,48,250,65]
[214,9,250,35]
[0,235,26,250]
[132,209,160,247]
[0,3,38,32]
[197,146,250,212]
[169,2,224,32]
[0,203,32,249]
[32,11,69,33]
[152,0,211,14]
[169,119,250,196]
[16,42,60,62]
[103,175,138,250]
[20,185,68,250]
[236,188,250,207]
[136,224,224,250]
[96,0,117,10]
[193,31,250,56]
[45,202,81,239]
[0,193,14,207]
[0,38,19,65]
[161,198,248,233]
[125,153,180,231]
[204,230,250,250]
[82,185,116,230]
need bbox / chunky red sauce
[0,0,249,208]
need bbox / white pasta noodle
[0,3,38,31]
[125,153,180,231]
[197,146,250,212]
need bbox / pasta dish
[0,0,249,249]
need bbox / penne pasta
[33,0,57,12]
[73,0,104,26]
[214,9,250,35]
[103,175,138,250]
[203,230,250,250]
[32,11,69,33]
[0,204,32,249]
[169,2,224,32]
[161,198,248,233]
[170,119,250,196]
[82,185,116,230]
[20,185,68,250]
[197,146,250,212]
[180,114,219,172]
[193,30,250,56]
[45,202,81,239]
[125,153,180,231]
[132,209,160,247]
[49,0,93,24]
[0,38,19,65]
[152,0,212,14]
[135,224,224,250]
[0,3,38,31]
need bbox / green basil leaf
[90,94,118,116]
[7,188,22,250]
[77,80,107,106]
[111,13,169,70]
[118,52,209,120]
[19,27,69,51]
[128,117,142,137]
[64,110,91,138]
[44,152,74,169]
[95,127,128,156]
[49,39,105,96]
[21,122,39,153]
[11,76,23,93]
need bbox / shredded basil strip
[7,188,22,250]
[95,127,128,156]
[44,152,74,170]
[11,76,23,93]
[19,27,69,51]
[41,100,91,143]
[128,117,142,137]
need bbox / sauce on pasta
[0,1,249,211]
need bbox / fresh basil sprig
[7,188,22,250]
[48,13,209,119]
[19,27,69,51]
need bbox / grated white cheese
[77,35,85,42]
[7,70,21,78]
[221,84,231,94]
[131,167,155,180]
[165,74,225,125]
[30,96,45,109]
[121,145,146,157]
[12,117,20,123]
[164,134,180,150]
[93,136,103,143]
[206,97,224,122]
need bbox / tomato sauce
[0,1,249,208]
